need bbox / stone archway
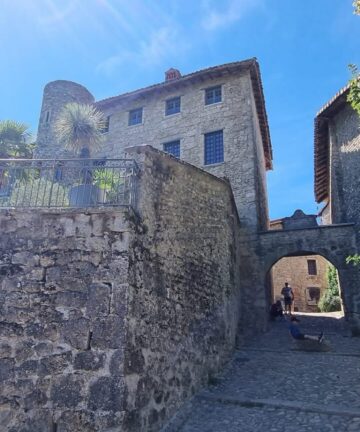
[268,252,342,314]
[258,223,360,334]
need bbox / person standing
[281,282,294,315]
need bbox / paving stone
[162,313,360,432]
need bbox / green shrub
[318,265,342,312]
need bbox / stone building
[36,58,272,233]
[2,60,360,431]
[315,84,360,232]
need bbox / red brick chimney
[165,68,181,82]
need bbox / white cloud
[96,25,188,76]
[201,0,263,31]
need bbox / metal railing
[0,158,139,209]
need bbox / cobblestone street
[163,313,360,432]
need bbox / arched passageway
[258,223,360,334]
[269,253,343,315]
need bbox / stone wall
[0,147,243,431]
[271,255,329,312]
[330,105,360,231]
[124,146,242,431]
[0,209,130,431]
[259,224,360,333]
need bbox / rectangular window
[100,116,110,134]
[165,97,181,116]
[307,259,317,275]
[306,287,321,305]
[204,130,224,165]
[128,108,143,126]
[163,140,180,158]
[205,86,222,105]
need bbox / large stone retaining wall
[124,146,242,431]
[0,147,243,431]
[0,209,130,431]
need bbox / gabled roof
[95,58,273,170]
[314,84,350,203]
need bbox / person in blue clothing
[289,316,324,343]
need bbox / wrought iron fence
[0,158,139,209]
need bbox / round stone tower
[36,80,95,158]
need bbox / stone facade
[271,255,329,312]
[328,105,360,232]
[36,59,272,234]
[0,148,243,432]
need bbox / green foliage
[1,177,69,207]
[93,168,125,203]
[318,265,342,312]
[347,64,360,117]
[0,120,34,158]
[54,103,105,156]
[346,254,360,266]
[354,0,360,15]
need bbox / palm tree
[54,103,105,158]
[0,120,33,158]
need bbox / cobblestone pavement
[162,313,360,432]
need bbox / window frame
[307,259,317,276]
[204,130,224,165]
[128,108,143,126]
[165,96,181,116]
[205,85,222,105]
[163,140,181,158]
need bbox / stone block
[56,410,96,432]
[88,376,125,411]
[0,358,15,382]
[109,349,125,376]
[92,316,125,349]
[12,252,39,267]
[0,342,12,357]
[7,410,53,432]
[15,340,34,362]
[61,317,90,350]
[0,321,23,337]
[55,291,87,308]
[86,283,111,318]
[50,375,83,409]
[39,351,72,376]
[74,351,105,371]
[23,388,48,410]
[16,359,39,378]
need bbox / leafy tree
[0,120,34,158]
[54,103,105,158]
[354,0,360,15]
[347,64,360,117]
[318,265,342,312]
[347,2,360,115]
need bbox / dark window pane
[165,97,181,116]
[307,260,317,275]
[163,140,180,158]
[129,108,143,126]
[204,130,224,165]
[306,287,321,304]
[205,86,222,105]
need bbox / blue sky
[1,0,359,219]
